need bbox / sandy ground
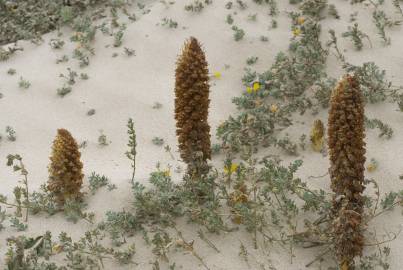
[0,0,402,269]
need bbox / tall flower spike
[328,74,366,269]
[174,37,211,171]
[47,129,84,205]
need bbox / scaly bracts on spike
[174,37,211,177]
[47,129,84,205]
[328,75,366,269]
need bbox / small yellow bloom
[297,17,305,25]
[163,169,171,177]
[293,28,301,36]
[367,163,377,172]
[270,104,278,113]
[52,244,63,254]
[253,82,260,92]
[367,164,376,172]
[213,71,222,79]
[246,86,253,94]
[366,158,378,172]
[224,163,239,174]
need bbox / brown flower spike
[328,75,366,269]
[47,129,84,205]
[174,37,211,170]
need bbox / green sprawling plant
[126,118,137,185]
[0,0,133,46]
[5,230,136,269]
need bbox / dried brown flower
[47,129,84,205]
[310,119,325,152]
[328,75,366,269]
[174,37,211,172]
[228,183,249,224]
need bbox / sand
[0,0,402,269]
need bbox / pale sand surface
[0,0,402,269]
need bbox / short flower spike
[47,129,84,205]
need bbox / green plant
[364,116,393,139]
[10,216,28,231]
[6,154,30,222]
[60,68,78,85]
[124,47,136,56]
[56,55,69,64]
[236,0,247,9]
[299,0,327,20]
[49,38,65,49]
[98,130,110,146]
[342,23,371,50]
[184,0,212,12]
[5,230,135,269]
[5,232,54,269]
[152,137,164,146]
[226,14,234,24]
[0,46,23,61]
[126,118,137,185]
[372,10,401,45]
[161,18,178,28]
[88,172,113,194]
[328,4,340,19]
[113,25,126,47]
[232,26,245,41]
[6,126,17,141]
[393,0,403,17]
[80,73,89,80]
[247,13,257,21]
[57,85,72,97]
[18,77,31,89]
[7,68,16,75]
[246,56,258,65]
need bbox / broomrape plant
[1,0,403,269]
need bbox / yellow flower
[253,82,260,92]
[297,17,305,25]
[293,28,301,36]
[270,104,278,113]
[213,71,222,79]
[52,244,63,254]
[366,159,378,172]
[367,163,377,172]
[163,169,171,177]
[246,86,253,94]
[224,163,239,174]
